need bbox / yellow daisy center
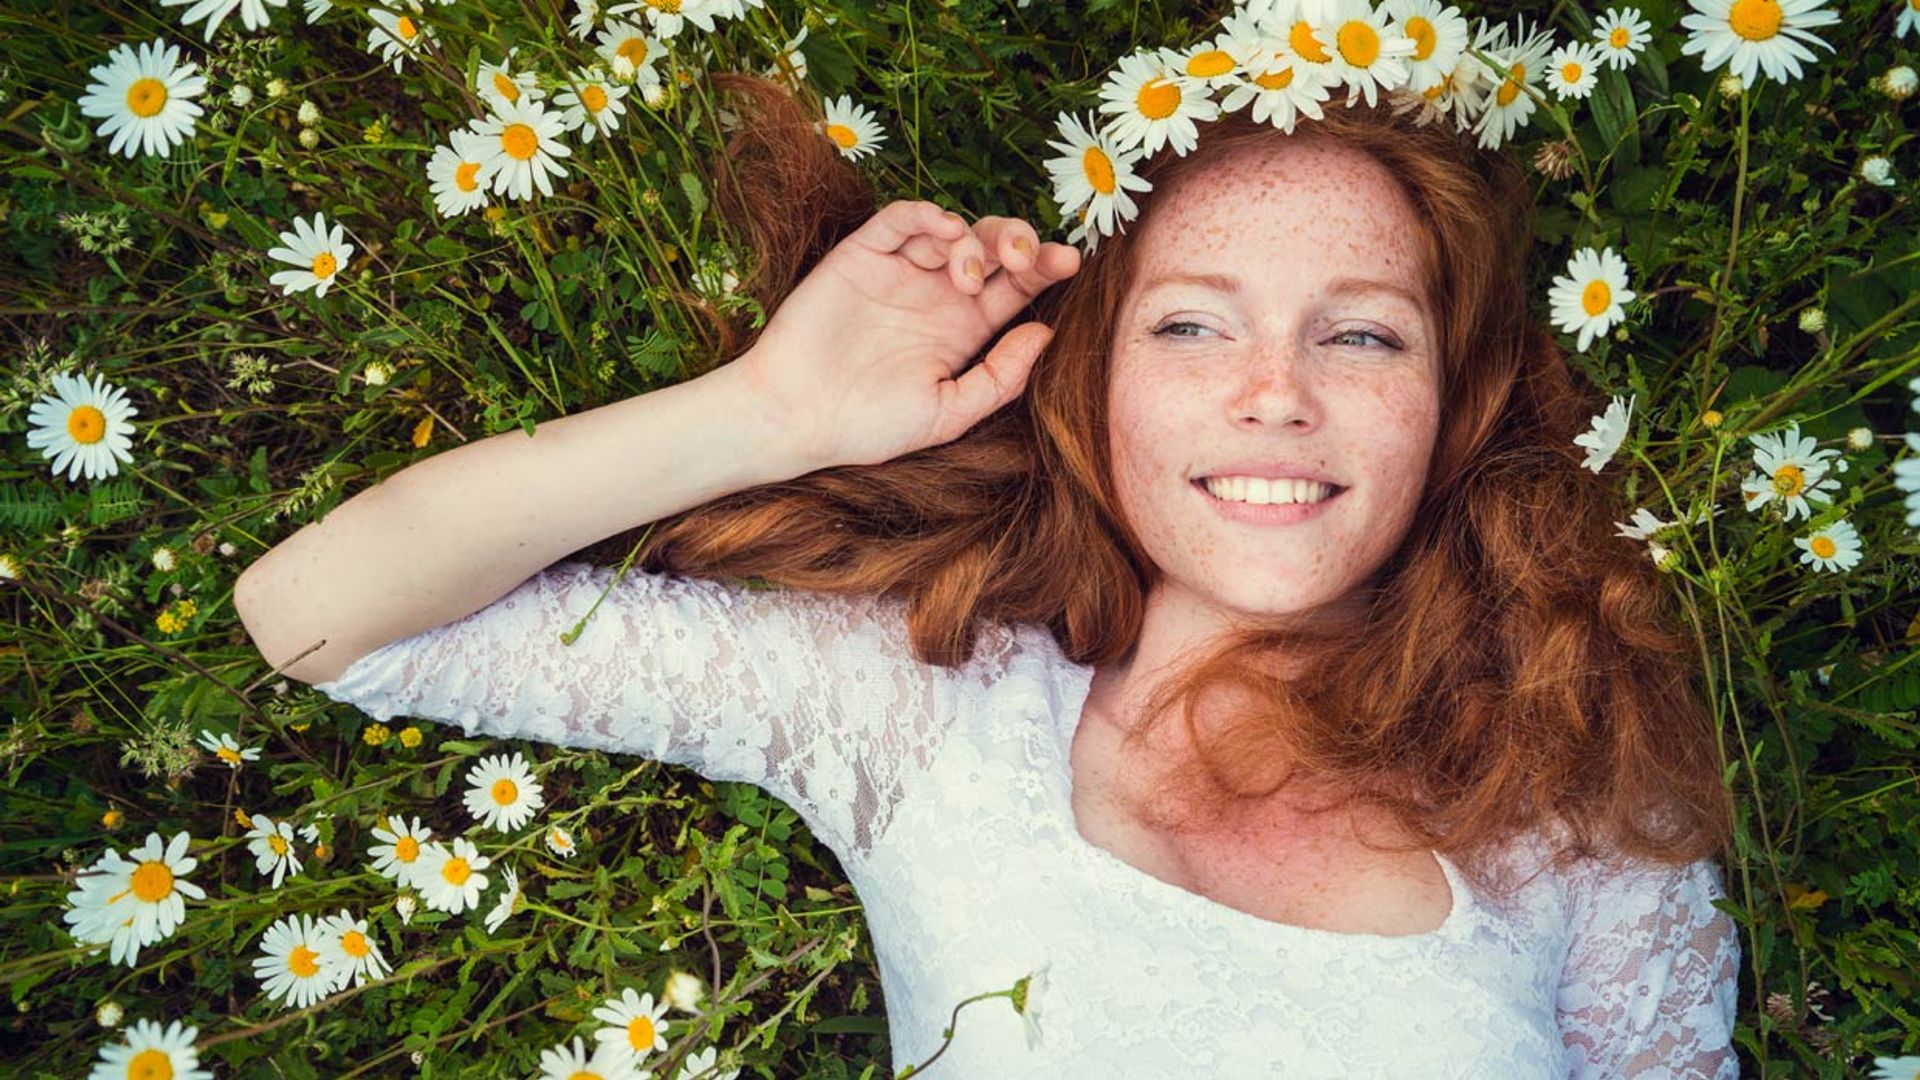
[1082,144,1115,195]
[1727,0,1782,41]
[395,836,421,862]
[566,1073,602,1080]
[1290,22,1330,63]
[1406,17,1437,60]
[455,161,480,191]
[1561,61,1584,82]
[1810,535,1836,558]
[617,38,649,67]
[341,929,371,958]
[130,860,174,903]
[126,1047,174,1080]
[550,829,572,850]
[1185,49,1234,79]
[396,16,418,40]
[1610,26,1631,47]
[442,856,471,885]
[1134,76,1180,120]
[1336,21,1380,67]
[823,123,858,148]
[502,123,539,160]
[646,0,681,11]
[491,778,519,805]
[1496,64,1527,106]
[1423,81,1446,100]
[311,252,337,279]
[288,944,320,978]
[1582,279,1612,316]
[492,72,520,103]
[627,1016,656,1049]
[217,746,242,764]
[1254,65,1295,90]
[268,833,289,856]
[582,85,608,112]
[126,77,169,119]
[67,405,106,445]
[1771,464,1804,497]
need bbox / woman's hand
[731,198,1082,471]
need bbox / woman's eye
[1331,329,1401,349]
[1151,321,1213,339]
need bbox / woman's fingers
[849,199,969,258]
[876,206,1080,313]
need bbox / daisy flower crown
[1045,0,1561,255]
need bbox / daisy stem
[1702,83,1752,404]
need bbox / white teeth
[1202,476,1335,505]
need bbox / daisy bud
[1859,155,1896,188]
[1882,65,1917,101]
[1846,427,1873,452]
[1717,73,1744,98]
[297,100,320,125]
[411,1051,424,1065]
[151,547,176,571]
[362,360,392,386]
[641,82,669,107]
[95,1000,123,1028]
[1796,307,1826,334]
[218,541,236,556]
[662,970,706,1013]
[298,127,320,149]
[1649,542,1680,572]
[229,84,254,107]
[266,77,288,99]
[395,893,418,925]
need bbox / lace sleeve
[311,560,983,860]
[1556,854,1743,1079]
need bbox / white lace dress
[312,561,1743,1078]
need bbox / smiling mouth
[1190,477,1350,505]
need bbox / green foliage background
[1,0,1918,1076]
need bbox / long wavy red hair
[573,71,1735,899]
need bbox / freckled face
[1106,137,1443,626]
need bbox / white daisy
[25,371,138,483]
[157,0,288,42]
[1895,431,1920,529]
[1545,41,1601,99]
[196,729,260,768]
[317,908,393,987]
[367,814,433,888]
[1874,1057,1920,1080]
[570,0,603,41]
[555,66,631,143]
[266,211,355,299]
[477,47,546,110]
[86,1019,212,1080]
[245,813,303,889]
[1592,6,1653,70]
[706,0,764,18]
[1678,0,1841,86]
[469,97,573,201]
[304,0,331,23]
[463,751,546,832]
[1015,962,1049,1050]
[1549,245,1637,352]
[1043,110,1152,250]
[606,0,719,40]
[1381,0,1471,93]
[537,1036,644,1080]
[1216,37,1341,134]
[253,912,345,1009]
[816,93,888,161]
[674,1046,740,1080]
[62,831,205,968]
[661,970,705,1013]
[1470,14,1555,151]
[483,865,521,934]
[595,20,666,84]
[77,39,208,160]
[1251,0,1341,82]
[544,824,579,857]
[1095,48,1220,158]
[1161,30,1255,92]
[1900,0,1920,41]
[1386,44,1488,132]
[1574,393,1635,474]
[1740,420,1845,521]
[366,4,436,74]
[394,892,418,925]
[1794,517,1861,572]
[1315,0,1418,107]
[1614,506,1675,542]
[416,837,492,914]
[427,128,491,218]
[593,987,670,1064]
[764,24,808,87]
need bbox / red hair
[574,72,1735,900]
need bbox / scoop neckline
[1044,655,1477,946]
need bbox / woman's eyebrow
[1136,271,1424,312]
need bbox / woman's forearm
[234,357,812,686]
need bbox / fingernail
[966,256,983,281]
[1013,236,1033,256]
